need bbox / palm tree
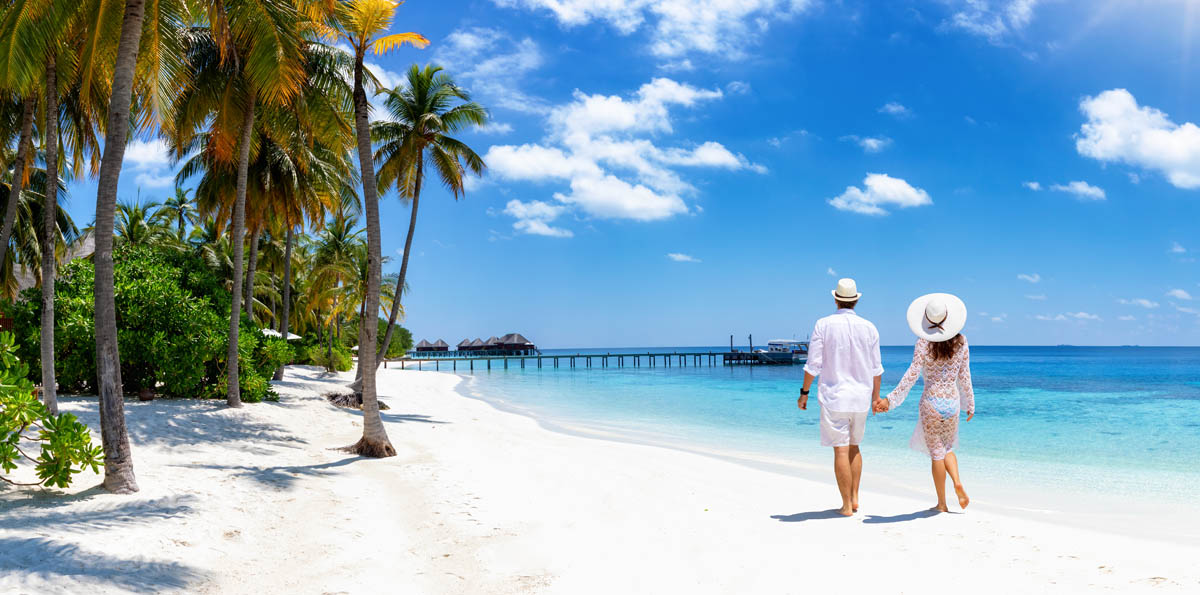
[322,0,427,457]
[0,168,75,301]
[367,65,486,375]
[40,43,61,415]
[171,9,307,408]
[114,199,171,246]
[0,96,34,270]
[160,185,199,240]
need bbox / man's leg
[833,446,854,516]
[848,445,862,512]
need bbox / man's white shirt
[803,309,884,413]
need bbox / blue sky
[66,0,1200,347]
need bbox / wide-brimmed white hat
[831,278,861,302]
[906,293,967,342]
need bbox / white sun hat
[832,278,861,302]
[906,293,968,342]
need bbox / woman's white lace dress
[886,338,975,460]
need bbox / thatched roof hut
[414,339,434,351]
[432,339,450,351]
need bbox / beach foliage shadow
[862,509,944,524]
[770,509,850,522]
[173,456,362,490]
[0,537,200,591]
[0,493,202,591]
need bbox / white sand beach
[2,366,1198,594]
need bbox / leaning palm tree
[320,0,427,456]
[0,95,34,272]
[367,65,486,374]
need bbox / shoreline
[450,371,1200,545]
[2,366,1198,593]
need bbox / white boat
[759,340,808,365]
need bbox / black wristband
[800,388,810,396]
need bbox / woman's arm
[886,341,925,410]
[958,339,975,419]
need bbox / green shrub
[0,331,104,488]
[341,317,413,358]
[305,343,353,372]
[7,244,277,402]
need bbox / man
[798,278,884,516]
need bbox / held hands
[872,398,890,414]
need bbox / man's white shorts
[819,408,867,447]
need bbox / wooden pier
[384,351,800,371]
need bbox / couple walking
[798,278,975,516]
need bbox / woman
[877,293,975,512]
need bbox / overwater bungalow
[409,333,540,358]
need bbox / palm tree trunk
[0,96,35,269]
[94,0,147,495]
[346,51,393,457]
[244,228,260,320]
[376,159,422,368]
[348,163,419,392]
[40,53,60,416]
[226,91,255,408]
[273,225,294,381]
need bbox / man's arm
[799,325,822,410]
[799,371,815,410]
[871,375,884,413]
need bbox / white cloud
[1167,288,1193,300]
[494,0,813,59]
[125,139,177,188]
[1036,311,1099,322]
[667,252,700,263]
[477,122,515,135]
[827,267,837,277]
[878,102,911,118]
[1170,241,1187,254]
[1017,273,1041,283]
[1076,89,1200,189]
[1118,315,1136,321]
[1022,181,1041,190]
[1050,180,1106,201]
[435,28,547,114]
[1177,306,1200,315]
[487,78,763,224]
[947,0,1041,44]
[134,172,175,188]
[503,199,574,237]
[1119,298,1160,309]
[125,139,171,170]
[1025,294,1047,300]
[725,81,751,95]
[827,173,932,216]
[841,135,892,153]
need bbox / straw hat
[906,293,967,342]
[832,278,861,302]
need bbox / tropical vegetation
[0,0,485,492]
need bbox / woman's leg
[930,458,948,512]
[944,451,969,509]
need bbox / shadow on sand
[770,509,851,522]
[172,456,363,490]
[0,491,202,590]
[862,509,947,524]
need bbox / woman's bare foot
[839,505,854,517]
[852,498,859,513]
[955,484,970,509]
[930,504,949,513]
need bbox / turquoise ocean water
[446,345,1200,536]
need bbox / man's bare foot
[955,484,969,509]
[839,506,854,517]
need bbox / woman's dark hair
[930,334,964,360]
